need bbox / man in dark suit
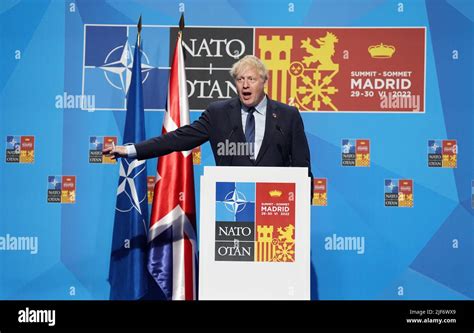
[104,55,312,181]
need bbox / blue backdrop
[0,0,472,300]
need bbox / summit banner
[83,26,425,113]
[255,27,425,113]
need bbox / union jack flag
[147,16,198,300]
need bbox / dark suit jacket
[135,97,312,178]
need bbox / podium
[199,166,311,300]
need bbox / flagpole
[178,13,184,39]
[137,15,142,48]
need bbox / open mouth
[242,92,252,98]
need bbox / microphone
[274,113,286,141]
[217,126,238,166]
[275,124,292,166]
[275,124,285,136]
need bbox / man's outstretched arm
[103,109,211,160]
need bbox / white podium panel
[199,167,310,300]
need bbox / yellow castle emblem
[256,224,295,262]
[259,32,340,111]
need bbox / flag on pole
[109,22,149,300]
[147,15,198,300]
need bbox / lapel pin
[272,113,277,118]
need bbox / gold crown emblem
[368,43,396,58]
[269,190,282,197]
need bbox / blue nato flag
[108,36,150,300]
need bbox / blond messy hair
[230,55,268,81]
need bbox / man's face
[235,66,266,108]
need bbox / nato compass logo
[115,158,147,216]
[215,182,256,261]
[224,189,248,214]
[5,136,21,163]
[47,176,62,203]
[428,140,442,167]
[341,139,356,166]
[83,25,168,111]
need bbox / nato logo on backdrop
[384,179,413,208]
[5,135,35,163]
[82,25,249,111]
[427,139,457,168]
[83,25,168,111]
[89,136,117,164]
[341,139,370,167]
[47,176,76,204]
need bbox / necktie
[244,107,255,159]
